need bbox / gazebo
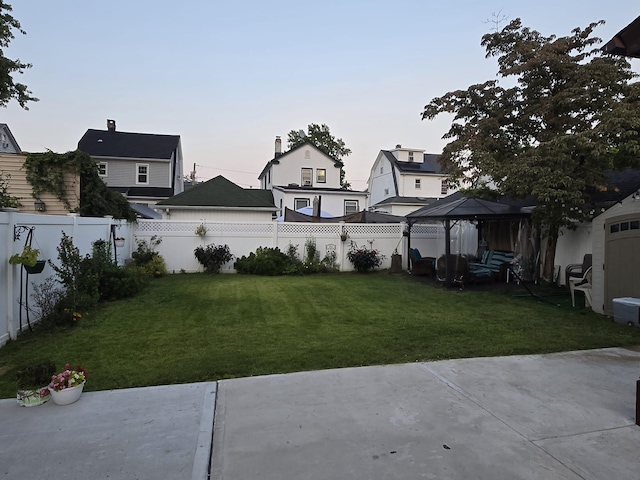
[406,195,534,287]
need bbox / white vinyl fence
[1,211,132,347]
[1,212,477,348]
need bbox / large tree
[287,123,352,189]
[0,1,37,109]
[422,19,640,282]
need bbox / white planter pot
[115,239,125,248]
[49,382,85,405]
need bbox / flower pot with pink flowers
[48,363,87,406]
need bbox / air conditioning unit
[304,181,312,186]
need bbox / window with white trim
[344,200,359,215]
[415,179,421,189]
[316,169,326,183]
[294,198,310,210]
[408,151,414,162]
[441,180,448,195]
[98,162,108,177]
[137,164,149,184]
[301,168,313,186]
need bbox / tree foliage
[0,1,37,109]
[25,150,137,221]
[422,18,640,281]
[287,123,352,188]
[0,170,20,208]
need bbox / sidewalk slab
[0,382,216,480]
[211,348,640,480]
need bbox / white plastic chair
[569,266,592,307]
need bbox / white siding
[271,146,341,188]
[399,173,449,198]
[368,152,396,206]
[553,223,593,285]
[275,189,367,217]
[162,209,273,222]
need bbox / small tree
[422,18,640,281]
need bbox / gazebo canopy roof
[407,195,533,223]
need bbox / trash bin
[612,297,640,326]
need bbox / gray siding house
[78,120,184,209]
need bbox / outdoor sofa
[409,248,435,276]
[469,250,515,282]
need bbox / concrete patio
[1,347,639,479]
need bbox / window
[305,150,311,159]
[408,151,414,162]
[301,168,313,186]
[294,198,310,210]
[137,164,149,184]
[316,169,326,183]
[384,188,389,196]
[441,180,448,195]
[380,166,383,174]
[344,200,359,215]
[415,179,421,189]
[98,162,108,177]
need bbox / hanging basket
[24,260,46,275]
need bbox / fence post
[273,221,279,248]
[5,209,16,340]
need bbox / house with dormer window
[78,120,184,212]
[259,136,367,217]
[367,145,455,216]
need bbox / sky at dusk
[3,1,639,191]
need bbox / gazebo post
[445,218,451,288]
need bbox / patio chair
[569,266,592,307]
[565,254,592,287]
[409,248,435,276]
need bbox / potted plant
[195,224,208,237]
[16,360,56,407]
[9,245,46,274]
[48,363,87,405]
[114,237,125,247]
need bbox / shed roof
[157,175,275,209]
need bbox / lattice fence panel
[278,223,341,235]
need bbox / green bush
[194,244,234,273]
[234,247,292,275]
[132,236,167,278]
[347,243,385,273]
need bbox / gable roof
[589,168,640,206]
[258,140,343,180]
[157,175,276,209]
[0,123,21,152]
[78,129,180,159]
[381,151,445,174]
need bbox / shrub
[132,236,167,277]
[234,247,292,275]
[194,244,234,273]
[347,243,385,273]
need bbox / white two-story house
[367,145,454,216]
[78,120,184,215]
[259,136,367,217]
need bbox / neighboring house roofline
[90,155,173,163]
[157,175,276,209]
[78,128,180,160]
[258,140,343,180]
[0,123,21,152]
[272,185,367,195]
[371,196,437,207]
[158,205,277,212]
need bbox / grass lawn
[1,272,639,398]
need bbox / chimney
[107,119,116,132]
[275,136,282,157]
[395,144,402,149]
